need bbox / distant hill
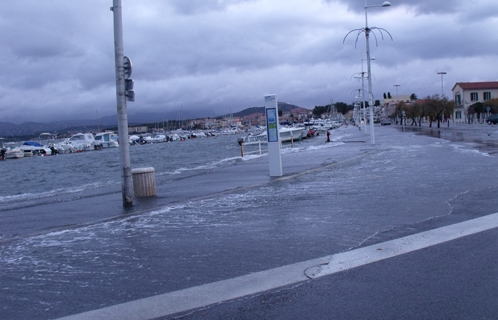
[0,103,309,138]
[226,102,307,118]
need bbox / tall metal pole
[438,72,446,97]
[365,2,375,144]
[112,0,133,207]
[361,72,367,132]
[394,84,400,96]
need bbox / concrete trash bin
[132,167,157,197]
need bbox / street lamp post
[352,57,375,133]
[344,1,392,144]
[437,72,447,97]
[361,57,374,134]
[365,1,391,144]
[394,84,400,96]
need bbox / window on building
[484,92,491,100]
[455,111,462,119]
[470,92,479,101]
[455,94,462,105]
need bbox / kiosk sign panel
[266,108,278,142]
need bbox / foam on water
[450,144,490,156]
[0,180,120,205]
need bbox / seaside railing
[239,137,297,157]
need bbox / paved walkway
[58,213,498,320]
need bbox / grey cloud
[333,0,462,15]
[0,0,497,124]
[167,0,255,15]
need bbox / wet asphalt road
[163,123,498,320]
[169,187,498,320]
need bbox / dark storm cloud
[0,0,497,123]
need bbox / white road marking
[56,212,498,320]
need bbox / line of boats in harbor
[0,118,344,160]
[0,129,227,160]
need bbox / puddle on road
[396,126,498,155]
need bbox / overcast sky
[1,0,497,123]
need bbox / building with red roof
[452,81,498,123]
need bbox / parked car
[487,114,498,124]
[381,119,392,126]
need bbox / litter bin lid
[131,167,155,174]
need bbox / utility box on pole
[264,94,282,177]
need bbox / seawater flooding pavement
[1,125,498,319]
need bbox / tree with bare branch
[422,94,454,128]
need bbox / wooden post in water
[238,138,244,157]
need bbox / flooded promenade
[1,124,498,320]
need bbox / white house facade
[452,81,498,123]
[382,95,412,118]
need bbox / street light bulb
[382,1,392,7]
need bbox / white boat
[148,134,166,143]
[19,141,52,156]
[129,135,150,145]
[69,133,95,151]
[168,133,180,141]
[191,131,207,138]
[55,139,79,153]
[242,127,304,145]
[93,132,119,148]
[305,119,342,134]
[221,127,239,135]
[4,147,24,159]
[279,127,305,142]
[129,135,140,145]
[38,133,57,144]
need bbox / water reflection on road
[397,124,498,155]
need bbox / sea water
[0,133,333,211]
[0,135,249,208]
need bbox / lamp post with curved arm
[344,1,392,145]
[351,57,374,133]
[437,72,446,97]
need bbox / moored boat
[69,133,95,151]
[279,127,305,142]
[148,134,167,143]
[242,126,304,145]
[4,147,24,159]
[19,141,52,156]
[93,132,119,148]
